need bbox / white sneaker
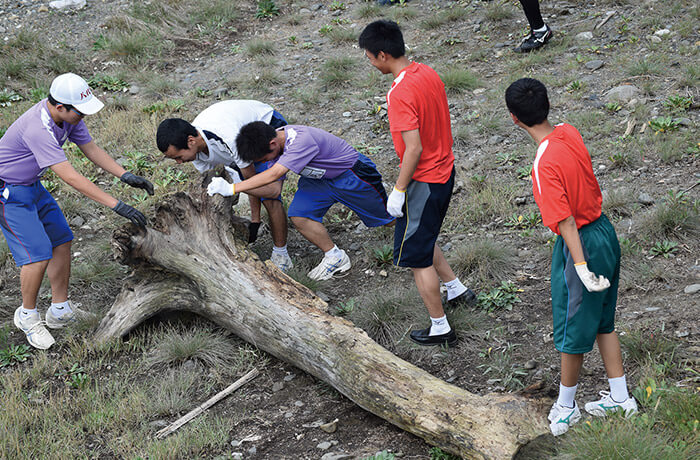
[14,307,55,350]
[585,391,638,417]
[46,301,95,329]
[270,252,294,272]
[307,250,351,281]
[548,401,581,436]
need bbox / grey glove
[120,172,154,195]
[112,200,147,227]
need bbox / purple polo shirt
[0,99,92,185]
[276,125,358,179]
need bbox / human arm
[50,161,147,226]
[78,141,154,195]
[558,215,610,292]
[386,129,423,217]
[207,163,288,198]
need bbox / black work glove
[248,221,261,244]
[120,172,154,196]
[112,200,147,227]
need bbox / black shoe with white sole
[514,25,553,53]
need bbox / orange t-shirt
[386,62,454,184]
[531,123,602,234]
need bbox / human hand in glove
[112,200,147,227]
[386,186,406,218]
[207,177,235,197]
[574,262,610,292]
[120,172,154,195]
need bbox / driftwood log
[95,183,548,459]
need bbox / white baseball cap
[49,73,104,115]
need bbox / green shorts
[551,214,620,354]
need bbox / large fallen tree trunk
[95,183,548,459]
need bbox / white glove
[224,166,243,184]
[386,187,406,218]
[207,177,235,197]
[574,262,611,292]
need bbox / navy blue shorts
[394,168,455,268]
[287,154,393,227]
[0,180,73,266]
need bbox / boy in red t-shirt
[505,78,637,436]
[359,20,475,347]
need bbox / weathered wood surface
[95,185,548,459]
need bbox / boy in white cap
[0,72,153,350]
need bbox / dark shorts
[551,214,620,354]
[0,180,73,267]
[393,168,455,268]
[287,154,393,227]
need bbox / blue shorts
[287,154,393,227]
[394,168,455,268]
[0,180,73,266]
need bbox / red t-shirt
[531,123,602,234]
[386,62,454,183]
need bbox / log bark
[95,184,548,459]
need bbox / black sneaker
[446,288,477,308]
[409,327,458,347]
[514,25,553,53]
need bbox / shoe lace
[26,319,50,335]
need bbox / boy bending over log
[207,122,394,281]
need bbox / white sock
[609,375,629,402]
[50,300,72,316]
[20,306,39,316]
[534,24,548,33]
[324,245,342,259]
[557,383,578,408]
[429,315,451,336]
[444,278,467,301]
[272,245,288,255]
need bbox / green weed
[0,90,22,107]
[496,151,519,166]
[649,240,679,258]
[329,1,346,12]
[567,80,584,93]
[88,74,129,91]
[334,298,356,317]
[476,281,521,312]
[372,244,393,265]
[0,345,32,367]
[664,95,693,112]
[255,0,280,19]
[478,343,527,391]
[649,116,680,134]
[504,211,541,229]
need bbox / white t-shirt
[191,100,274,172]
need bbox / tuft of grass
[603,188,637,218]
[640,192,699,240]
[478,343,527,391]
[620,329,679,372]
[440,67,480,94]
[626,56,664,76]
[286,265,321,292]
[356,3,382,19]
[450,239,516,287]
[485,1,514,21]
[145,326,246,370]
[246,39,275,56]
[349,290,419,348]
[320,57,356,88]
[327,27,358,44]
[371,244,393,266]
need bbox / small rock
[272,381,284,392]
[284,411,294,418]
[148,419,169,429]
[70,216,85,227]
[524,359,537,370]
[654,28,671,36]
[320,419,338,433]
[487,135,504,145]
[299,8,311,14]
[645,307,661,312]
[294,400,304,407]
[128,85,140,95]
[283,373,297,382]
[321,454,353,460]
[317,441,333,450]
[637,192,654,205]
[676,117,692,127]
[605,85,641,103]
[585,60,604,71]
[316,291,330,302]
[38,5,49,12]
[675,330,690,338]
[684,284,700,294]
[248,447,257,455]
[212,87,227,98]
[649,35,662,44]
[232,453,243,460]
[379,270,388,277]
[514,196,527,206]
[575,31,593,42]
[342,111,351,117]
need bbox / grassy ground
[0,0,698,458]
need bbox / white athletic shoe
[46,301,95,329]
[14,307,55,350]
[548,401,581,436]
[584,391,638,417]
[308,250,351,281]
[270,252,294,272]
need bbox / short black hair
[47,94,74,111]
[156,118,197,152]
[505,78,550,127]
[236,121,277,163]
[358,20,405,58]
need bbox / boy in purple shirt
[207,122,394,280]
[0,73,153,350]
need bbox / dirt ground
[0,0,698,458]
